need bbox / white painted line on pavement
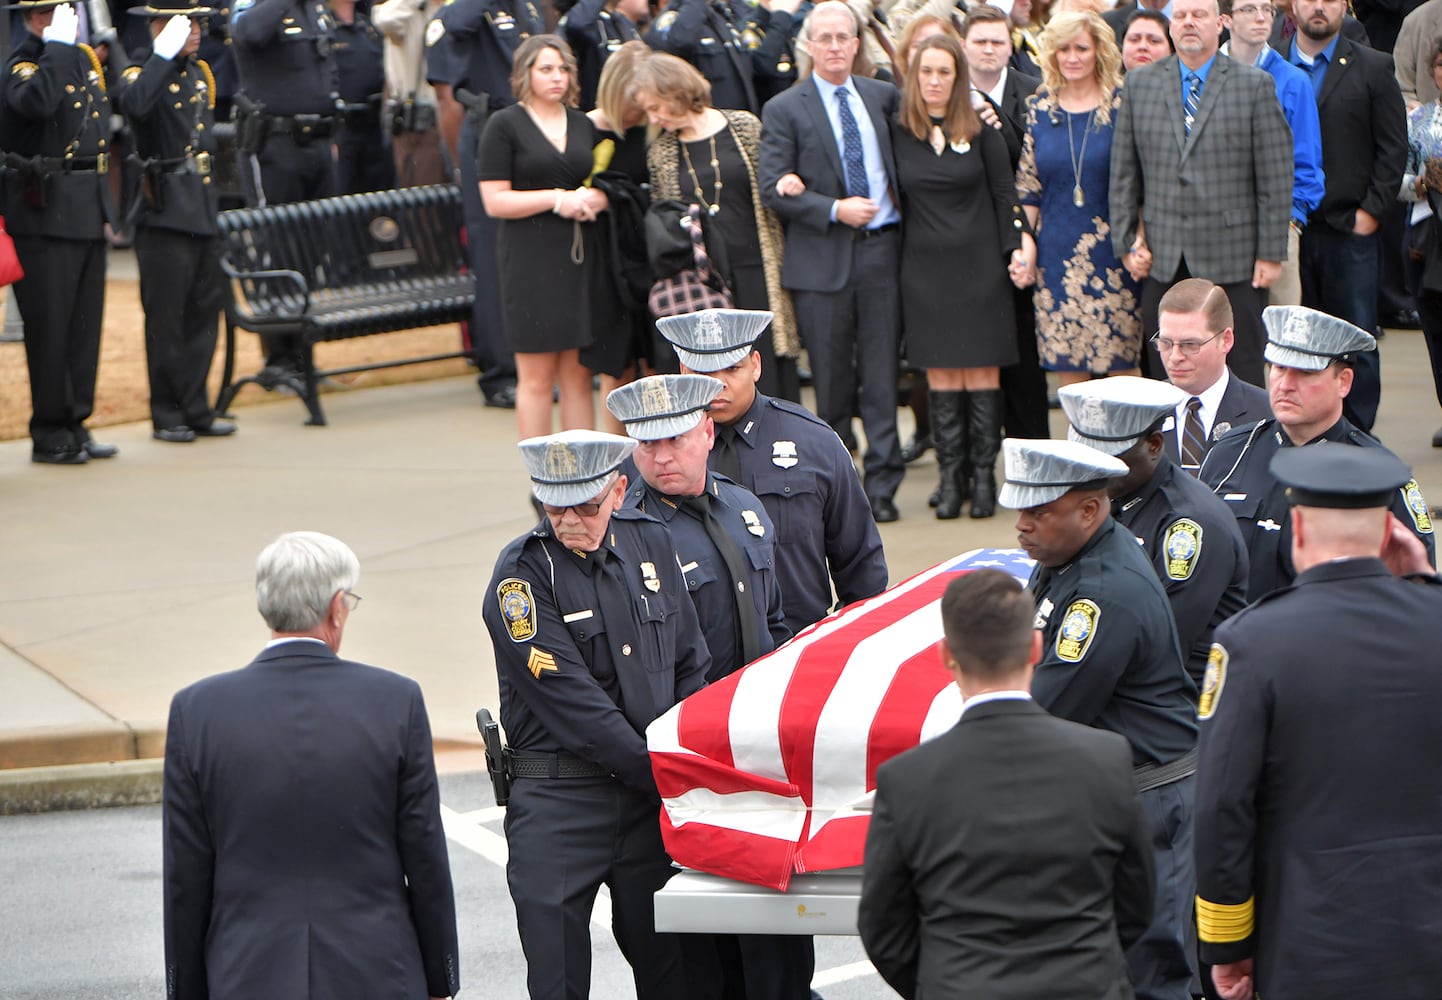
[458,805,507,824]
[812,959,877,988]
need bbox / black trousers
[1127,775,1198,1000]
[791,231,904,502]
[459,115,516,395]
[13,234,106,451]
[1142,262,1267,387]
[1300,224,1382,432]
[135,227,225,430]
[336,125,395,195]
[682,932,815,1000]
[238,130,338,367]
[1002,287,1051,439]
[505,776,687,1000]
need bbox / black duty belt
[265,114,337,139]
[139,152,213,176]
[1133,745,1198,793]
[3,152,109,175]
[341,103,382,129]
[508,750,612,779]
[853,221,898,241]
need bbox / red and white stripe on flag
[647,548,1035,891]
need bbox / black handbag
[644,198,696,280]
[648,204,734,319]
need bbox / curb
[0,759,164,815]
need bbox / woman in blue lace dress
[1401,36,1442,447]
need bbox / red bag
[0,217,24,288]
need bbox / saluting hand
[41,3,79,45]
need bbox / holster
[476,707,512,807]
[232,91,268,157]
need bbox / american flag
[646,548,1035,891]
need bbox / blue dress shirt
[1289,34,1339,97]
[812,74,901,228]
[1255,46,1326,224]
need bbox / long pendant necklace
[681,133,723,216]
[1066,106,1095,209]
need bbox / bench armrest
[218,260,312,323]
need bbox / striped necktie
[1181,396,1206,476]
[1184,72,1202,136]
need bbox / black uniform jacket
[162,641,460,1000]
[717,393,889,633]
[625,472,789,680]
[1200,415,1435,599]
[117,51,220,236]
[230,0,340,114]
[1114,456,1249,686]
[0,33,112,238]
[860,699,1155,1000]
[1028,517,1198,766]
[484,507,711,796]
[1195,559,1442,998]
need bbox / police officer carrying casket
[482,429,709,1000]
[1060,377,1248,686]
[1000,438,1199,1000]
[657,308,889,636]
[117,0,237,444]
[1201,305,1435,600]
[2,0,118,465]
[1194,444,1442,1000]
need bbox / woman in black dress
[890,34,1030,520]
[479,35,607,440]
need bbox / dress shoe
[1382,308,1422,330]
[900,433,932,464]
[869,496,900,523]
[193,420,237,437]
[153,426,197,443]
[484,384,517,409]
[1433,426,1442,448]
[31,444,88,465]
[81,440,119,459]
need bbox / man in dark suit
[964,3,1050,440]
[162,531,460,1000]
[1286,0,1407,433]
[1110,0,1294,386]
[860,568,1156,1000]
[1155,279,1271,471]
[760,0,905,522]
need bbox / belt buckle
[96,152,108,175]
[194,151,211,176]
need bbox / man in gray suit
[1110,0,1294,387]
[760,0,905,522]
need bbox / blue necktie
[836,86,870,199]
[1184,72,1202,136]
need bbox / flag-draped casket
[646,548,1035,891]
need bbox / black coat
[860,698,1155,1000]
[1164,371,1271,464]
[162,641,460,1000]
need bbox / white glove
[153,14,192,60]
[41,3,79,45]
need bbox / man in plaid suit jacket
[1110,0,1294,389]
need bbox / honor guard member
[1000,438,1200,1000]
[117,0,237,444]
[1194,444,1442,1000]
[483,429,708,1000]
[330,0,394,193]
[1201,305,1435,600]
[607,372,805,1000]
[647,0,763,113]
[751,0,802,105]
[435,0,541,408]
[372,0,449,185]
[657,308,889,635]
[1,0,119,465]
[557,0,643,111]
[1061,377,1248,687]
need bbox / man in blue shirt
[1221,0,1324,308]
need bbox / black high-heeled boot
[931,390,968,520]
[968,389,1003,519]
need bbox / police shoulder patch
[11,62,37,80]
[497,577,537,643]
[654,9,677,31]
[121,65,143,84]
[1055,598,1100,663]
[1163,517,1203,581]
[1198,643,1228,719]
[1402,479,1433,534]
[425,17,446,46]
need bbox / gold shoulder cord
[77,43,105,95]
[197,58,217,109]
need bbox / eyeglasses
[1231,3,1277,16]
[342,591,363,611]
[1150,330,1224,357]
[542,499,608,518]
[811,32,856,47]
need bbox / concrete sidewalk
[2,334,1440,812]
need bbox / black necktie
[712,423,742,483]
[587,545,653,733]
[1181,396,1206,476]
[685,493,762,667]
[836,86,870,200]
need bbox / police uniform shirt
[648,0,761,113]
[1200,416,1435,600]
[116,51,220,236]
[483,507,711,794]
[332,7,386,105]
[1194,559,1442,997]
[0,32,111,239]
[1114,456,1249,687]
[751,5,800,105]
[437,0,541,104]
[558,0,639,111]
[717,393,888,634]
[230,0,341,115]
[625,473,789,681]
[1028,516,1198,766]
